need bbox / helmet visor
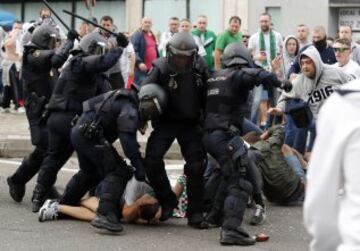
[48,34,60,50]
[139,98,161,121]
[89,41,107,55]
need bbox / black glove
[134,167,146,181]
[116,32,129,48]
[67,29,79,41]
[280,80,293,93]
[28,25,36,34]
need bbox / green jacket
[192,29,217,69]
[252,126,300,202]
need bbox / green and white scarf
[259,30,276,67]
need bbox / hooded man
[271,46,352,120]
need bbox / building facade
[248,0,360,40]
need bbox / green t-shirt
[215,30,243,51]
[192,29,217,69]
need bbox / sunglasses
[333,47,350,53]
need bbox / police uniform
[60,89,141,231]
[7,25,76,202]
[31,47,123,212]
[142,55,208,225]
[202,48,286,244]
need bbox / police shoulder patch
[33,50,41,57]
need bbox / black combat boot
[91,212,123,232]
[220,226,256,246]
[7,176,25,203]
[32,184,48,213]
[187,212,210,229]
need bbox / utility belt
[227,134,248,176]
[73,115,104,141]
[24,92,49,123]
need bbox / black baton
[43,0,71,31]
[62,9,118,37]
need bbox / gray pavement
[0,112,310,250]
[0,157,310,251]
[0,112,181,159]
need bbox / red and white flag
[84,0,96,10]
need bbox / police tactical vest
[82,89,138,114]
[152,58,206,122]
[82,89,139,141]
[204,68,244,131]
[47,54,107,112]
[22,46,58,100]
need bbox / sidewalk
[0,112,182,159]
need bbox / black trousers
[61,122,132,218]
[144,121,206,217]
[203,130,253,229]
[11,106,49,185]
[37,111,76,189]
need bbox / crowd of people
[1,6,360,249]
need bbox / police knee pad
[238,179,253,195]
[228,184,251,202]
[184,161,205,178]
[220,159,234,179]
[227,136,248,168]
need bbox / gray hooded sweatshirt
[277,46,352,119]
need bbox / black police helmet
[222,42,252,68]
[31,20,60,49]
[79,32,108,55]
[138,83,167,121]
[166,32,198,73]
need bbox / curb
[0,136,183,160]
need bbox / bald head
[141,17,152,32]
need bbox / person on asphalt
[39,177,162,226]
[47,83,166,232]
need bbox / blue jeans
[242,118,263,134]
[285,155,306,181]
[293,120,316,154]
[134,69,147,86]
[250,85,265,124]
[284,115,297,146]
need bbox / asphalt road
[0,158,310,251]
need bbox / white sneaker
[38,199,59,222]
[249,204,266,225]
[17,107,25,114]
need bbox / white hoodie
[277,46,352,119]
[304,79,360,251]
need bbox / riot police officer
[141,32,208,228]
[31,31,129,213]
[57,84,166,232]
[202,43,292,245]
[7,20,78,203]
